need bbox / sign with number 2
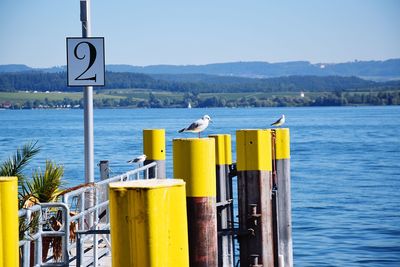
[67,37,105,87]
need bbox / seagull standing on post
[178,115,212,138]
[271,115,285,127]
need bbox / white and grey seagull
[178,115,212,138]
[271,115,285,127]
[127,154,147,166]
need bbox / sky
[0,0,399,68]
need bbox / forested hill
[107,59,400,80]
[0,71,399,93]
[1,59,399,80]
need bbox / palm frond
[0,141,40,183]
[22,160,64,203]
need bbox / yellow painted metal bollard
[273,128,293,267]
[143,129,166,178]
[236,130,275,267]
[109,179,189,267]
[173,138,218,267]
[209,134,234,267]
[0,177,19,267]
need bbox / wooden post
[236,130,275,267]
[209,134,234,267]
[173,138,218,267]
[273,128,293,267]
[143,129,166,178]
[0,177,19,267]
[109,179,189,266]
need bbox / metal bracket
[228,163,237,178]
[250,254,263,267]
[216,199,233,207]
[248,204,262,226]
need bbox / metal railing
[19,203,70,267]
[18,162,157,267]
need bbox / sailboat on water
[187,102,192,109]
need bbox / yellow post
[173,138,218,267]
[0,177,19,267]
[273,128,293,267]
[275,128,290,160]
[109,179,189,267]
[236,129,272,172]
[209,134,232,166]
[143,129,166,178]
[209,134,234,267]
[236,130,275,267]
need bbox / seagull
[178,115,212,138]
[271,115,285,127]
[127,154,147,166]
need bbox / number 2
[74,41,97,81]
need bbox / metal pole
[81,0,93,184]
[99,160,110,180]
[98,160,109,223]
[80,0,94,228]
[84,87,94,184]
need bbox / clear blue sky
[0,0,399,67]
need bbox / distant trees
[1,71,399,94]
[2,90,400,110]
[1,71,399,109]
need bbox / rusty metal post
[173,138,218,267]
[209,134,234,267]
[237,129,275,267]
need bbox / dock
[6,128,293,267]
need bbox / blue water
[1,106,399,266]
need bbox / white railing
[19,203,70,267]
[18,162,157,267]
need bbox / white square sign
[67,37,105,87]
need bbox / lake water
[1,106,399,266]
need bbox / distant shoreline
[1,104,399,111]
[1,89,399,109]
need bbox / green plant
[22,160,64,204]
[0,141,40,185]
[21,160,65,262]
[0,142,66,262]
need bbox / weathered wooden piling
[173,138,218,267]
[236,130,275,267]
[209,134,234,267]
[109,179,189,266]
[0,177,19,267]
[273,128,293,267]
[143,129,166,178]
